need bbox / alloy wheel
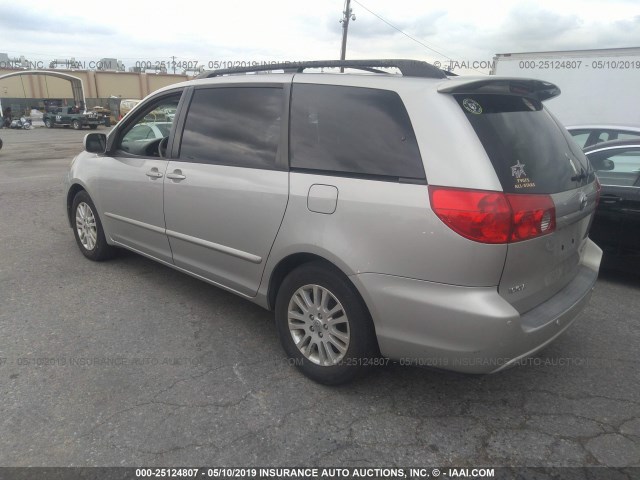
[287,284,351,366]
[75,202,98,251]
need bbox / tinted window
[290,84,424,180]
[180,87,283,169]
[457,94,592,194]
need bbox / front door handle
[601,194,623,204]
[145,168,163,178]
[166,170,186,180]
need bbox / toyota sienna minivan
[64,60,602,384]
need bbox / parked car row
[583,139,640,254]
[565,125,639,254]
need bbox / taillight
[506,193,556,242]
[428,187,511,243]
[428,186,556,244]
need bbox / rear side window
[290,84,424,180]
[456,94,592,194]
[180,87,283,169]
[616,131,640,142]
[569,130,590,148]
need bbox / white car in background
[567,125,640,148]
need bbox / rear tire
[275,262,378,385]
[71,191,115,261]
[72,119,81,130]
[45,118,54,128]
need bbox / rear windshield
[456,94,592,194]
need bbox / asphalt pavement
[0,127,638,473]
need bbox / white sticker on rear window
[462,98,483,114]
[511,160,536,189]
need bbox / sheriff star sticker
[511,160,526,179]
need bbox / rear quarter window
[456,94,592,194]
[290,84,424,181]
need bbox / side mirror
[84,133,107,154]
[600,159,615,171]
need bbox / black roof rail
[196,59,448,79]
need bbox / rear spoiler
[438,78,560,102]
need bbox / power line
[351,0,489,74]
[351,0,453,61]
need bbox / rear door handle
[145,168,163,178]
[166,170,186,180]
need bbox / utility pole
[339,0,356,72]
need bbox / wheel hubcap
[287,284,350,366]
[75,202,97,251]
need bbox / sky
[0,0,638,75]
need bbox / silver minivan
[64,60,602,384]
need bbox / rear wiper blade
[571,169,587,182]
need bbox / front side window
[590,148,640,187]
[179,87,283,169]
[125,124,154,141]
[290,84,424,180]
[117,93,181,156]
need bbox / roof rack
[196,59,448,79]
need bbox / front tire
[275,262,378,385]
[45,118,54,128]
[71,191,115,261]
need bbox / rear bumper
[350,239,602,374]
